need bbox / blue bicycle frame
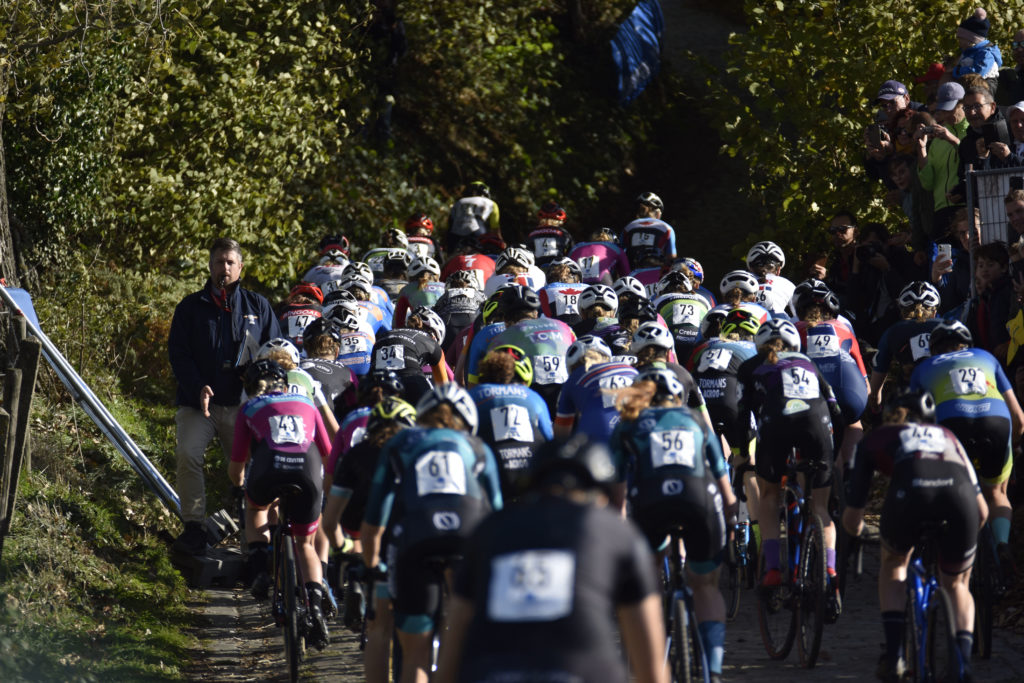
[906,557,964,682]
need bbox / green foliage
[705,0,1024,264]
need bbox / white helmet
[408,256,441,278]
[495,247,533,271]
[566,335,613,368]
[342,275,374,297]
[630,322,675,353]
[745,241,786,270]
[416,383,479,434]
[411,306,446,343]
[344,261,374,284]
[579,284,619,313]
[754,319,801,351]
[719,270,759,296]
[257,338,300,366]
[897,281,941,309]
[613,276,648,301]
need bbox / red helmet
[405,213,434,234]
[289,282,324,304]
[537,200,566,223]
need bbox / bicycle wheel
[971,525,995,660]
[903,594,919,683]
[724,536,742,621]
[671,596,694,683]
[797,512,827,668]
[925,586,960,683]
[757,486,797,660]
[283,539,302,682]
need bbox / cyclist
[627,245,669,299]
[572,283,619,337]
[229,360,333,649]
[464,285,532,386]
[746,240,796,316]
[298,317,359,417]
[324,305,375,377]
[440,236,495,291]
[345,261,396,320]
[527,201,575,267]
[364,228,413,277]
[909,319,1024,569]
[568,226,632,285]
[483,246,545,295]
[718,269,773,324]
[302,245,350,289]
[868,281,944,412]
[538,257,586,326]
[437,435,667,683]
[432,270,487,351]
[610,368,736,683]
[843,388,987,683]
[631,322,713,431]
[393,256,445,328]
[253,338,340,440]
[555,335,638,442]
[737,319,843,619]
[276,283,323,349]
[405,212,442,262]
[678,256,717,307]
[375,251,412,301]
[469,347,553,498]
[622,191,676,264]
[446,180,502,252]
[360,383,503,683]
[345,276,392,335]
[369,309,447,405]
[652,269,712,363]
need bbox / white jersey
[449,196,497,237]
[756,273,796,316]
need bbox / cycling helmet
[793,278,840,317]
[719,270,759,296]
[527,434,617,494]
[244,359,289,396]
[319,249,350,266]
[719,308,762,338]
[657,270,693,295]
[745,241,786,270]
[630,322,675,353]
[495,284,541,315]
[405,213,434,234]
[322,300,359,324]
[491,345,534,386]
[604,328,633,357]
[546,257,582,280]
[619,299,659,325]
[467,180,491,198]
[613,276,648,301]
[495,247,533,272]
[416,383,479,434]
[537,200,567,222]
[318,234,350,257]
[322,289,357,308]
[446,269,481,290]
[410,306,446,343]
[362,370,405,397]
[754,319,800,351]
[897,281,941,309]
[368,397,418,432]
[566,335,613,368]
[257,337,300,366]
[579,284,619,313]
[289,282,324,304]
[343,276,373,297]
[700,307,729,338]
[636,191,664,212]
[634,367,685,400]
[681,257,704,283]
[382,250,413,273]
[408,256,441,278]
[302,316,342,343]
[591,226,619,244]
[928,319,973,351]
[883,387,936,423]
[344,261,375,283]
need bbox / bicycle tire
[671,596,694,683]
[903,595,919,683]
[972,525,995,660]
[925,586,960,683]
[283,539,302,682]
[757,486,797,660]
[724,540,742,621]
[797,512,827,668]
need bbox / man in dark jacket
[168,237,281,555]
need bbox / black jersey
[454,494,657,682]
[299,357,356,417]
[370,328,442,374]
[527,226,574,267]
[276,302,322,348]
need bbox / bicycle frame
[662,533,710,683]
[906,557,936,679]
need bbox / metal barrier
[965,165,1024,245]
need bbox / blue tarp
[6,289,40,330]
[611,0,664,105]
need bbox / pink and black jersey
[569,241,631,285]
[231,392,332,463]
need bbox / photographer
[848,223,917,346]
[911,108,963,244]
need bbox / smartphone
[866,124,883,148]
[937,242,952,265]
[983,122,1003,146]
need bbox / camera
[921,125,940,136]
[855,243,883,263]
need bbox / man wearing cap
[931,81,970,139]
[866,80,924,187]
[914,82,968,240]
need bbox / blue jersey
[371,286,395,317]
[610,406,727,482]
[556,361,639,442]
[364,428,503,528]
[466,322,507,384]
[471,384,553,443]
[799,320,868,423]
[336,329,375,376]
[358,300,392,335]
[909,348,1012,423]
[872,319,944,373]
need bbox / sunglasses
[829,224,855,234]
[1014,40,1024,49]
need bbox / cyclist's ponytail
[615,381,657,421]
[758,339,785,365]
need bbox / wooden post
[0,369,20,559]
[13,336,40,473]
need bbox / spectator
[168,237,282,556]
[986,101,1024,167]
[952,8,1002,95]
[931,81,970,140]
[966,241,1014,363]
[885,155,933,254]
[865,80,923,187]
[813,210,859,311]
[911,110,962,242]
[997,28,1024,104]
[1004,188,1024,275]
[931,207,979,315]
[955,86,1009,193]
[446,180,502,252]
[914,62,946,104]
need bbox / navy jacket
[168,280,281,409]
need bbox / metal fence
[966,165,1024,246]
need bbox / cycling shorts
[630,473,726,566]
[940,415,1012,486]
[245,449,322,536]
[880,460,979,574]
[755,402,834,488]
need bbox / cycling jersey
[654,291,712,352]
[328,406,371,472]
[872,319,944,375]
[441,253,496,291]
[357,299,391,335]
[796,319,869,423]
[371,328,443,374]
[298,357,358,417]
[433,286,487,348]
[689,338,758,450]
[393,281,446,328]
[466,322,507,385]
[755,273,796,316]
[483,272,545,297]
[448,196,500,240]
[370,285,395,317]
[470,383,554,497]
[374,277,407,301]
[555,361,638,442]
[407,235,440,261]
[335,329,375,376]
[636,360,708,414]
[569,241,631,284]
[621,217,677,262]
[277,302,321,349]
[487,317,577,387]
[628,267,665,299]
[527,226,574,267]
[538,282,586,325]
[363,247,410,276]
[302,263,348,288]
[329,438,382,536]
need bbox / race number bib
[671,302,699,327]
[756,285,772,307]
[490,405,533,442]
[487,550,576,622]
[899,425,946,454]
[910,333,931,361]
[650,429,696,469]
[578,256,600,280]
[269,414,306,445]
[599,374,633,408]
[535,237,560,257]
[949,366,987,396]
[781,366,819,399]
[341,335,369,353]
[631,231,655,246]
[553,292,580,316]
[408,242,431,259]
[534,355,568,384]
[697,347,733,373]
[806,333,840,358]
[644,282,659,299]
[414,451,468,496]
[286,314,317,340]
[375,345,405,370]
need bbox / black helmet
[244,359,288,396]
[360,370,405,398]
[527,434,617,494]
[467,180,491,198]
[793,278,840,318]
[928,319,973,352]
[619,299,659,326]
[884,387,936,423]
[302,316,342,343]
[603,327,633,357]
[496,284,541,315]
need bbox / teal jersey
[610,406,727,483]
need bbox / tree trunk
[0,71,20,289]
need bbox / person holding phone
[912,109,963,242]
[955,86,1008,193]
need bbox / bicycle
[969,522,1000,660]
[757,452,829,668]
[902,521,964,683]
[663,526,710,683]
[723,510,756,621]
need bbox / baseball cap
[876,80,909,102]
[1009,101,1024,117]
[934,82,965,111]
[914,63,945,84]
